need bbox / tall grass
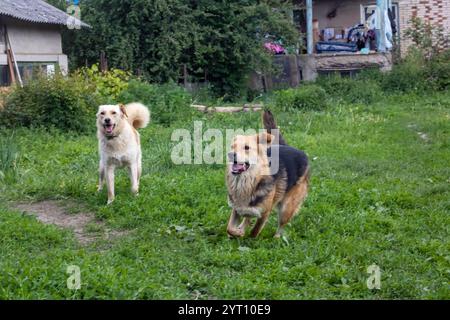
[0,133,20,183]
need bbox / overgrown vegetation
[0,88,448,299]
[404,16,449,59]
[0,133,20,184]
[0,74,99,132]
[274,85,327,111]
[0,70,195,130]
[118,80,194,126]
[49,0,298,99]
[315,76,381,105]
[76,64,130,101]
[1,46,449,131]
[0,12,448,299]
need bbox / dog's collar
[105,135,118,140]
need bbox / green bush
[0,74,99,132]
[274,85,327,111]
[424,49,450,91]
[380,49,428,93]
[76,64,130,101]
[118,79,193,126]
[316,74,382,104]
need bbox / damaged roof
[0,0,89,27]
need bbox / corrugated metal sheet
[0,0,89,27]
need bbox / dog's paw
[107,199,114,205]
[131,187,139,195]
[227,227,245,238]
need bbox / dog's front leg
[227,209,243,237]
[98,161,105,192]
[105,165,115,205]
[250,209,271,238]
[129,163,139,195]
[227,209,252,238]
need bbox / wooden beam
[5,26,23,87]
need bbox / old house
[0,0,87,86]
[295,0,450,80]
[297,0,449,54]
[259,0,449,89]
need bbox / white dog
[96,102,150,204]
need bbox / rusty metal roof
[0,0,89,27]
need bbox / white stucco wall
[312,0,375,31]
[0,16,68,73]
[6,18,62,54]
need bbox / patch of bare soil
[13,200,128,245]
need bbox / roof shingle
[0,0,89,27]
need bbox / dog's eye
[112,111,117,115]
[244,145,250,150]
[100,112,105,115]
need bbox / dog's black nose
[104,118,111,124]
[228,152,237,163]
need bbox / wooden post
[5,26,22,87]
[306,0,313,55]
[100,51,108,72]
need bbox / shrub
[380,49,428,93]
[316,74,382,104]
[274,84,327,111]
[404,17,449,59]
[76,64,130,101]
[0,87,13,109]
[0,74,99,132]
[118,79,193,126]
[424,49,450,91]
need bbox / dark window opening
[0,65,10,86]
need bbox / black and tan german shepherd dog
[226,111,310,238]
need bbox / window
[0,65,10,86]
[360,3,399,36]
[17,62,57,83]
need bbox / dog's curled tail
[262,110,287,145]
[124,102,151,129]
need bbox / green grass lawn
[0,92,449,299]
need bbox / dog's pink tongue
[106,126,113,134]
[232,163,246,173]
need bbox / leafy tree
[50,0,298,99]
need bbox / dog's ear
[119,104,128,118]
[257,132,274,145]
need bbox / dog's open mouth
[104,124,115,135]
[231,162,249,175]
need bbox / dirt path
[14,200,127,245]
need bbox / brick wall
[398,0,450,55]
